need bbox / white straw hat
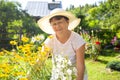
[37,8,81,34]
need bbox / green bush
[106,61,120,71]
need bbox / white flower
[55,54,64,62]
[68,60,72,66]
[62,76,67,80]
[50,54,77,80]
[31,34,45,43]
[67,69,72,75]
[73,67,77,76]
[31,37,36,43]
[61,63,65,68]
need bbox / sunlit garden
[0,32,120,80]
[0,0,120,80]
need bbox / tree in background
[67,0,120,47]
[0,0,43,50]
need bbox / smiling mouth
[56,29,62,31]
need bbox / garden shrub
[106,61,120,71]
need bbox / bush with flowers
[0,34,52,80]
[87,37,101,61]
[80,30,101,61]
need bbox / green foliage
[68,5,96,31]
[106,61,120,71]
[88,7,99,17]
[88,20,99,28]
[68,7,81,17]
[99,0,120,31]
[94,29,116,46]
[68,0,120,45]
[116,30,120,38]
[67,0,120,52]
[0,0,43,49]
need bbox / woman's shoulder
[70,31,86,50]
[71,31,81,38]
[71,31,85,43]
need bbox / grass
[85,49,120,80]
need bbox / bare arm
[76,44,85,80]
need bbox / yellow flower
[10,40,17,45]
[38,46,42,51]
[14,54,23,60]
[14,72,26,76]
[18,45,23,49]
[24,44,32,47]
[0,73,8,78]
[3,67,10,74]
[29,60,36,65]
[35,36,41,41]
[19,78,28,80]
[48,35,54,39]
[0,63,12,74]
[43,45,51,53]
[21,47,30,53]
[0,51,4,55]
[21,36,29,42]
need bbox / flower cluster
[50,54,77,80]
[86,36,101,61]
[80,31,101,61]
[0,34,51,80]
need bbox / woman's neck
[56,30,71,44]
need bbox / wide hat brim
[37,9,81,34]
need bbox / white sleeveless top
[44,31,88,80]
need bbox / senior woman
[37,8,88,80]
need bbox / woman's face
[50,17,69,34]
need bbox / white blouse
[44,31,86,64]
